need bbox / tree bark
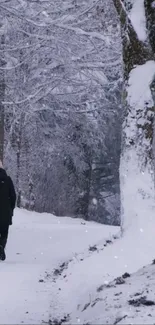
[144,0,155,53]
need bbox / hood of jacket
[0,168,7,181]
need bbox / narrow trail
[0,208,118,324]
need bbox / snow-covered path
[0,209,118,324]
[51,227,155,324]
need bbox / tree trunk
[113,0,155,233]
[16,113,23,207]
[0,32,5,162]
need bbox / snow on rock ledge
[129,0,147,42]
[120,61,155,234]
[127,61,155,108]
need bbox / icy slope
[78,262,155,324]
[51,229,155,324]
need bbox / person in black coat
[0,162,16,260]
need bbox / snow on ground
[1,208,155,325]
[78,263,155,324]
[0,208,118,324]
[51,228,155,324]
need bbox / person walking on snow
[0,161,16,260]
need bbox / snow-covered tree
[113,0,155,233]
[0,17,5,162]
[1,0,122,224]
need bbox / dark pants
[0,225,9,249]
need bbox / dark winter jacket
[0,168,16,226]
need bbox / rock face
[3,0,122,225]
